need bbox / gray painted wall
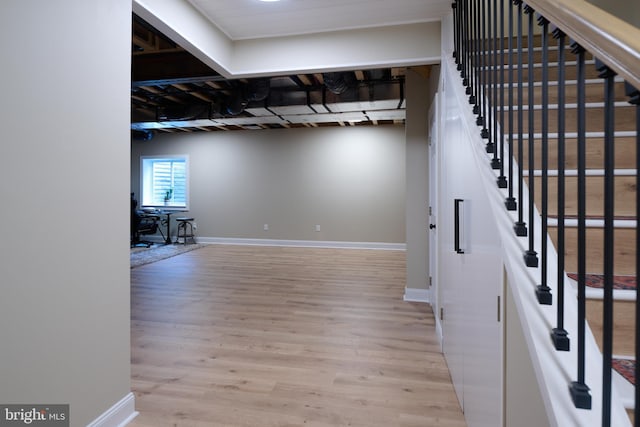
[587,0,640,27]
[132,125,406,243]
[0,1,132,426]
[405,69,431,290]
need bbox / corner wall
[0,1,133,425]
[405,68,431,292]
[586,0,640,27]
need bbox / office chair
[131,193,160,248]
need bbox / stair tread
[567,273,636,290]
[549,215,636,221]
[613,358,636,386]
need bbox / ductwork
[225,91,248,115]
[226,78,271,115]
[157,104,209,121]
[248,78,270,102]
[322,72,356,95]
[131,69,407,130]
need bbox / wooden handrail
[526,0,640,89]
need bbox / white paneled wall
[437,38,504,427]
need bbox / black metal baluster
[474,0,480,108]
[466,0,473,91]
[596,58,616,427]
[453,1,459,62]
[475,0,481,120]
[484,0,491,144]
[470,0,478,104]
[484,0,493,151]
[479,0,489,138]
[487,0,495,153]
[514,0,527,236]
[506,0,517,210]
[569,40,592,410]
[524,5,538,267]
[467,0,472,85]
[536,15,551,303]
[472,0,477,96]
[460,0,465,75]
[458,0,469,84]
[551,28,570,351]
[491,0,501,167]
[497,0,508,188]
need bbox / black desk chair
[131,193,161,248]
[132,215,160,248]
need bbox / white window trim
[140,154,190,210]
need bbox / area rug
[612,358,635,386]
[130,243,207,268]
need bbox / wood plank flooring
[129,244,465,427]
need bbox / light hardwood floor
[129,244,466,427]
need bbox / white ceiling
[187,0,452,40]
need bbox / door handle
[454,199,464,254]
[429,224,436,230]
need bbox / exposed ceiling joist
[130,14,409,136]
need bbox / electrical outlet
[263,224,269,231]
[315,225,321,232]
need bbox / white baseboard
[432,302,444,351]
[435,318,444,351]
[87,392,137,427]
[197,237,406,251]
[403,287,430,303]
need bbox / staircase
[506,37,638,423]
[451,0,639,424]
[517,47,637,423]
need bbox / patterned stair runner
[567,273,637,384]
[567,273,636,290]
[612,358,636,386]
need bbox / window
[140,155,189,209]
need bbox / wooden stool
[176,217,196,245]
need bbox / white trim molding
[197,237,406,251]
[86,393,137,427]
[133,0,441,79]
[403,287,431,303]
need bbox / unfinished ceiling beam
[296,74,313,86]
[172,83,214,103]
[409,65,431,79]
[391,68,406,79]
[140,85,184,104]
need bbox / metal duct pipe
[322,72,356,94]
[226,79,271,115]
[248,78,270,102]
